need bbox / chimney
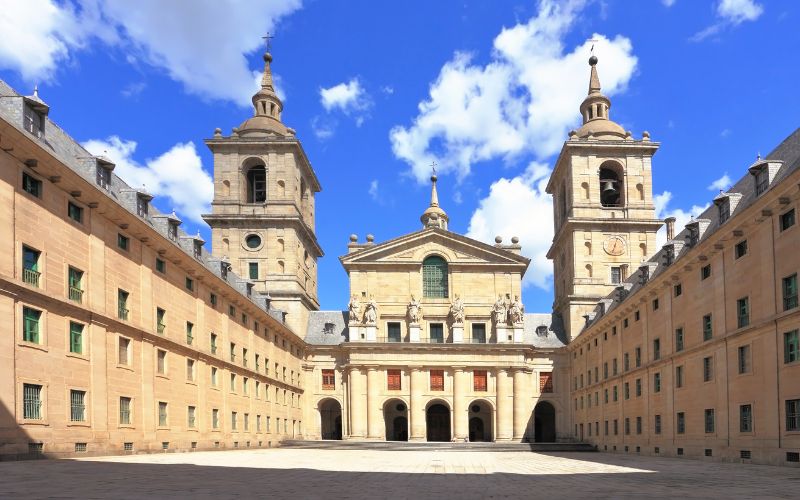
[665,217,676,241]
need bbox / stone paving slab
[0,449,798,499]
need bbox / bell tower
[203,47,323,334]
[546,55,662,341]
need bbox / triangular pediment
[340,228,530,269]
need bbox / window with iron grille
[158,402,168,427]
[69,321,83,354]
[785,330,799,364]
[471,370,488,392]
[23,306,41,343]
[703,314,713,340]
[705,409,715,433]
[654,415,662,434]
[75,443,87,453]
[677,412,685,434]
[786,399,800,431]
[783,274,798,311]
[23,384,42,420]
[387,369,402,390]
[70,390,86,422]
[22,172,42,197]
[654,372,661,393]
[780,208,795,231]
[539,372,553,393]
[422,256,448,298]
[610,266,621,284]
[119,397,131,425]
[740,404,753,432]
[68,266,83,303]
[703,356,713,382]
[653,338,660,360]
[22,245,40,287]
[737,297,749,328]
[738,345,750,374]
[430,370,444,391]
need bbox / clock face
[604,236,626,256]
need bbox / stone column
[496,368,512,441]
[512,368,530,441]
[348,367,367,438]
[453,366,467,440]
[366,366,382,439]
[409,366,425,441]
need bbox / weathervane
[262,32,275,52]
[588,38,599,55]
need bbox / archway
[468,400,493,442]
[242,158,267,203]
[319,399,342,440]
[426,402,451,442]
[533,401,556,442]
[384,399,408,441]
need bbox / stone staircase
[279,440,596,452]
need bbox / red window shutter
[430,370,444,391]
[322,369,335,390]
[473,370,487,391]
[540,372,553,393]
[387,370,401,390]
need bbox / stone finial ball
[366,234,375,242]
[349,234,358,242]
[214,127,222,135]
[495,236,503,244]
[589,55,598,66]
[511,236,520,244]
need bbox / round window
[396,403,406,412]
[245,234,262,249]
[471,405,480,413]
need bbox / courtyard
[0,448,798,499]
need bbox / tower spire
[574,54,626,140]
[236,36,290,137]
[420,162,449,230]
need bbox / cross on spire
[262,32,275,52]
[430,161,437,176]
[588,38,599,55]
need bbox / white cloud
[82,136,213,224]
[0,0,302,105]
[467,163,554,290]
[390,0,638,183]
[368,179,379,201]
[691,0,763,42]
[720,128,732,138]
[661,0,676,6]
[310,115,336,140]
[381,85,395,95]
[121,82,146,98]
[654,191,710,247]
[707,173,732,191]
[319,78,372,127]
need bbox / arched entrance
[533,401,556,442]
[384,399,409,441]
[426,402,451,442]
[468,400,493,442]
[319,399,342,440]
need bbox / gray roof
[524,313,567,348]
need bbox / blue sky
[1,0,796,313]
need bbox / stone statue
[348,295,361,323]
[491,295,507,326]
[407,295,422,324]
[450,294,464,325]
[363,296,378,325]
[509,295,524,325]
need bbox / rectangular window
[210,333,217,354]
[787,399,800,431]
[22,306,42,344]
[429,323,444,344]
[22,245,41,287]
[624,353,629,371]
[210,293,217,308]
[718,200,730,223]
[783,274,798,311]
[65,267,84,305]
[185,277,194,291]
[22,172,42,197]
[155,308,166,334]
[69,390,86,422]
[186,358,195,381]
[635,347,641,368]
[243,378,249,395]
[603,363,608,379]
[155,258,166,274]
[117,233,129,251]
[613,385,618,401]
[785,330,800,364]
[69,321,83,354]
[157,349,167,375]
[97,165,111,189]
[624,382,630,400]
[230,342,236,362]
[230,374,236,392]
[388,369,402,390]
[635,378,642,397]
[701,264,711,280]
[780,208,796,231]
[232,412,238,431]
[675,365,684,388]
[612,358,618,375]
[625,418,630,435]
[186,322,193,345]
[675,328,684,352]
[229,305,235,317]
[613,419,618,435]
[705,409,715,433]
[740,404,753,433]
[654,372,661,393]
[187,406,196,428]
[387,322,402,342]
[737,297,749,328]
[703,314,713,341]
[677,412,685,434]
[636,416,642,435]
[738,345,750,374]
[734,240,748,259]
[655,415,662,435]
[67,201,83,223]
[249,262,258,280]
[322,369,335,390]
[118,337,130,365]
[653,298,659,310]
[244,413,249,431]
[117,289,129,320]
[703,356,713,382]
[674,283,682,297]
[611,266,621,284]
[211,367,218,386]
[473,370,488,392]
[158,402,168,427]
[23,383,43,420]
[430,370,444,391]
[211,409,219,429]
[472,323,486,344]
[119,397,131,425]
[653,338,661,360]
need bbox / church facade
[0,46,798,465]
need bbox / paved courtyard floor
[1,448,798,499]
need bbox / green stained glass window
[422,255,448,298]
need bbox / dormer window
[136,195,148,217]
[323,322,336,335]
[686,224,699,247]
[220,262,229,280]
[750,163,769,196]
[536,325,548,337]
[193,241,202,259]
[96,158,114,190]
[717,199,730,223]
[638,266,650,285]
[662,244,675,266]
[23,104,45,138]
[168,222,178,241]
